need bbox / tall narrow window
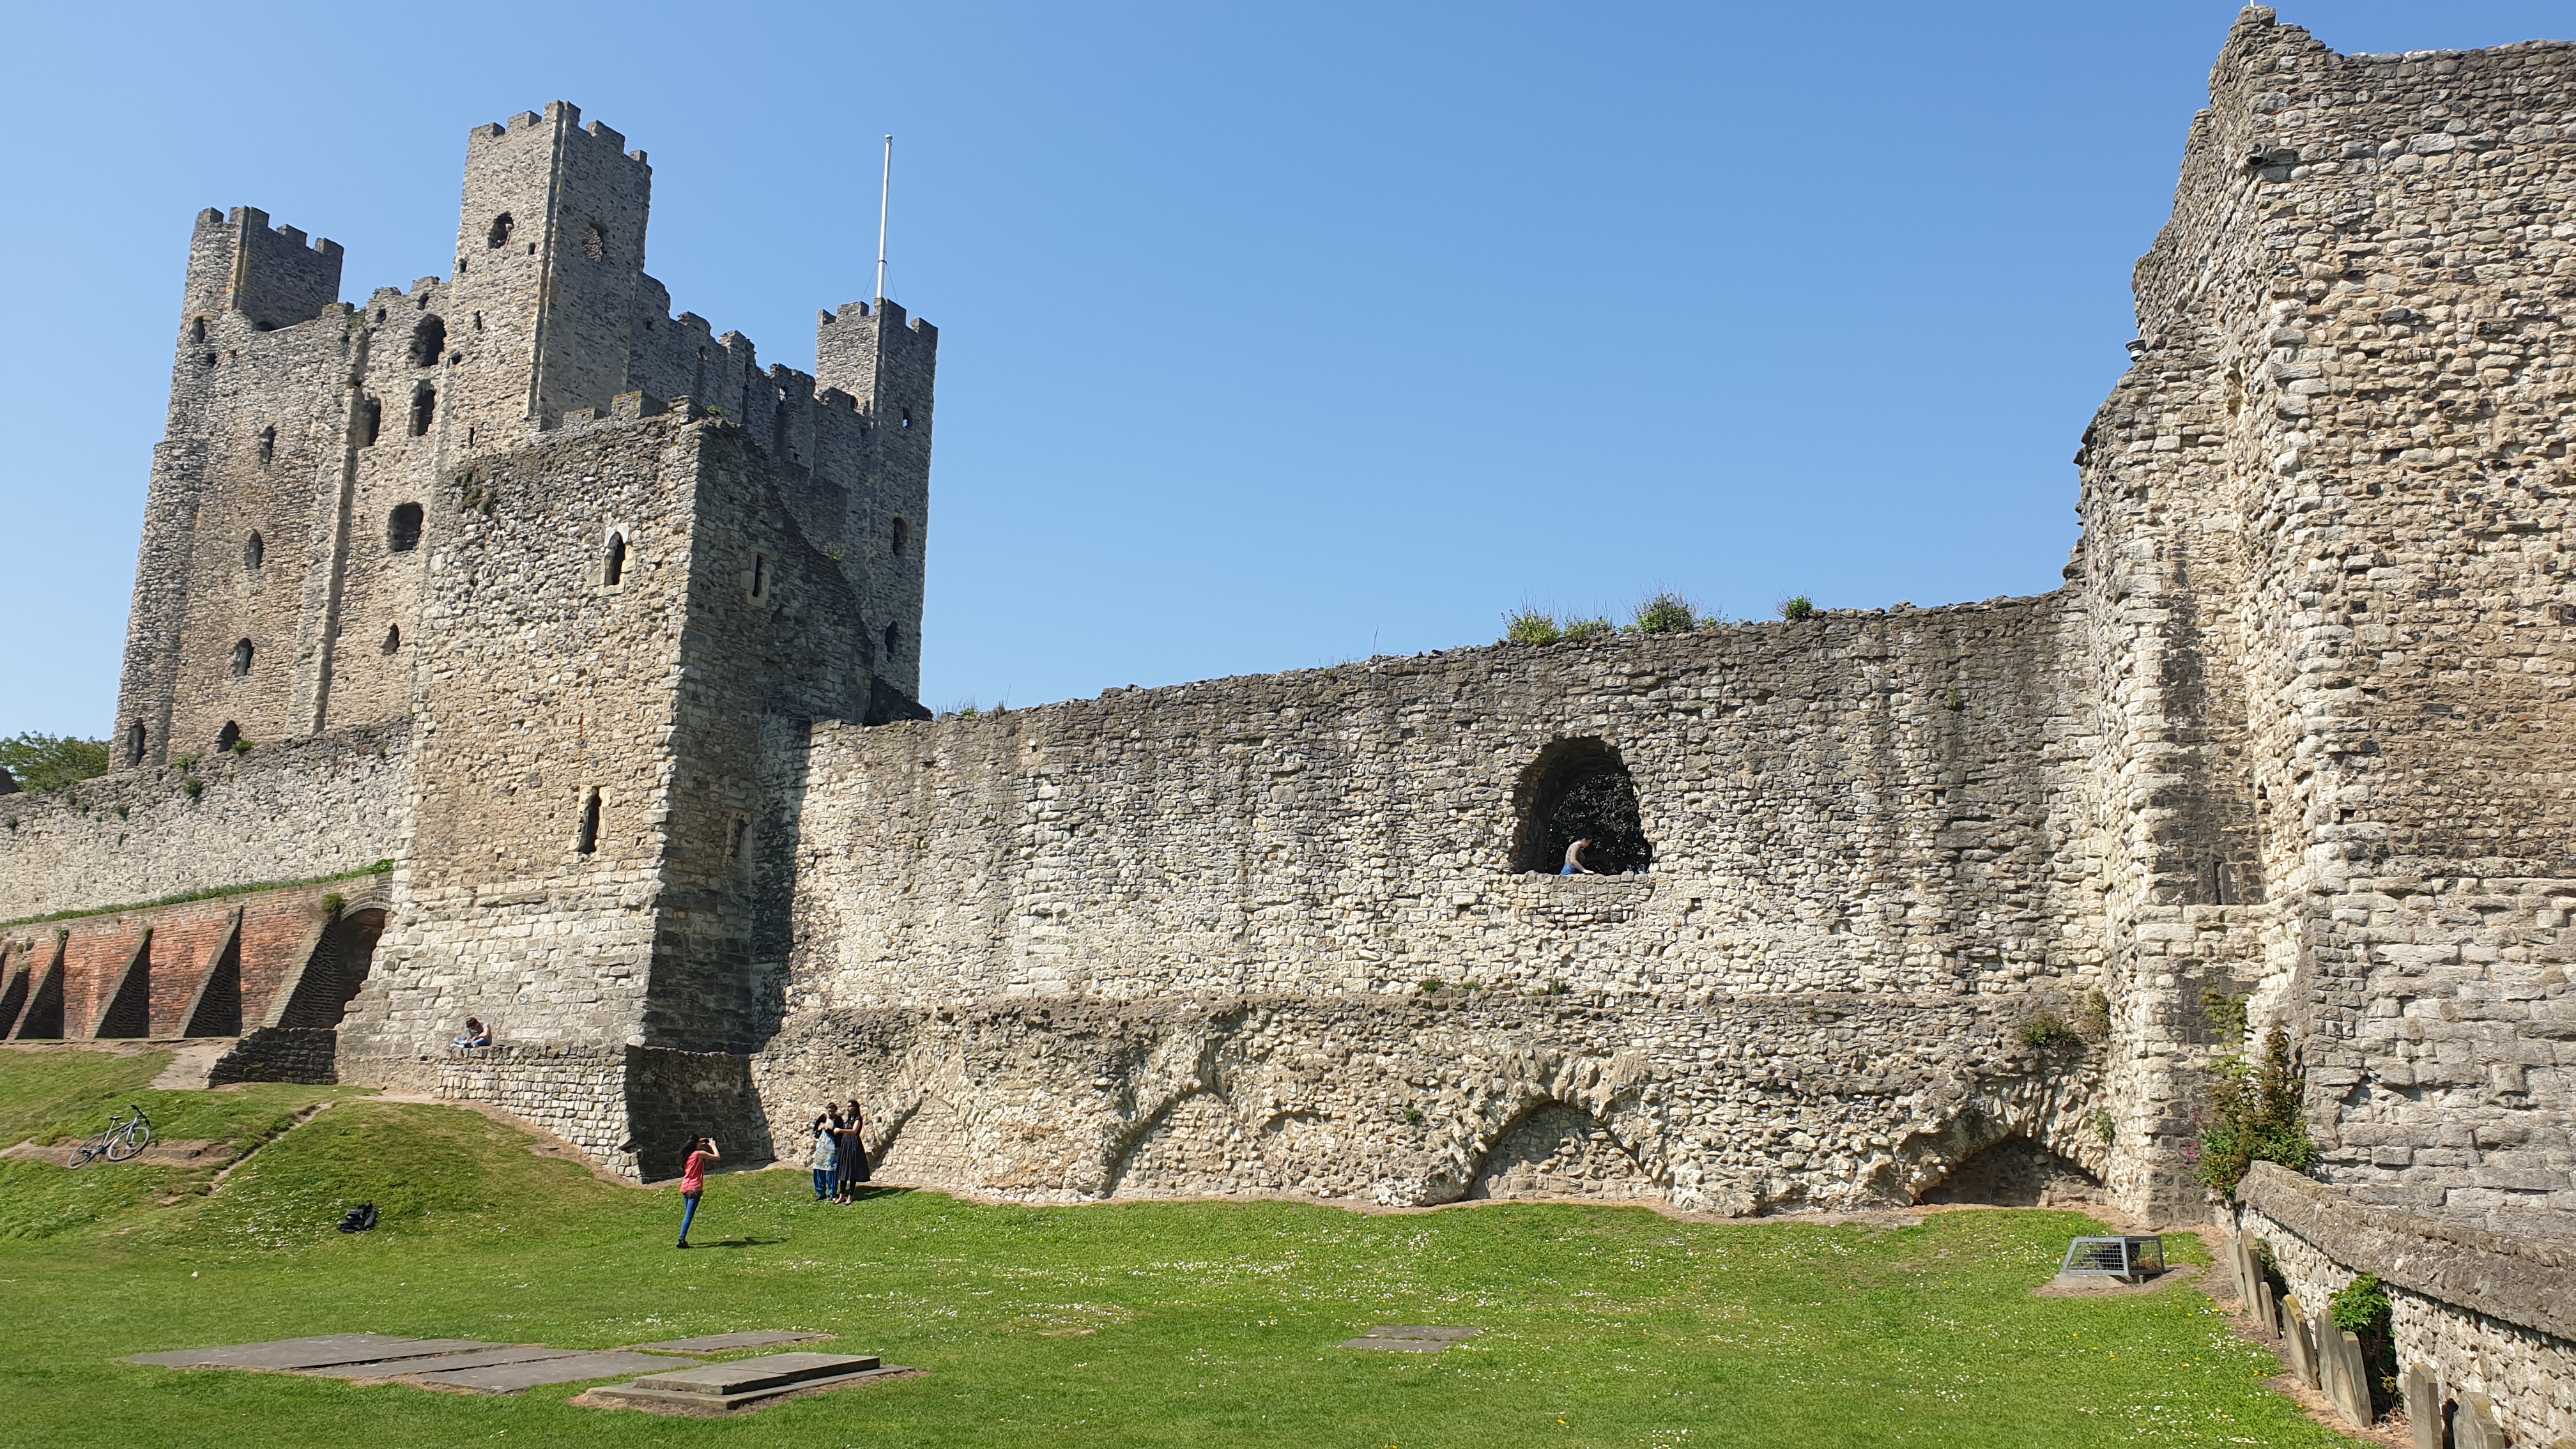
[487,212,514,249]
[891,517,908,556]
[243,532,264,572]
[231,639,254,677]
[358,396,382,447]
[215,721,241,753]
[189,316,207,343]
[750,554,768,599]
[900,406,914,429]
[602,532,627,586]
[388,503,424,553]
[576,788,601,855]
[381,624,401,655]
[884,622,899,657]
[126,720,146,766]
[583,221,608,261]
[257,426,275,465]
[410,384,436,436]
[408,315,447,367]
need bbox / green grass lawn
[0,1046,2358,1448]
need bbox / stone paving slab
[1340,1326,1481,1353]
[125,1335,499,1370]
[632,1331,834,1354]
[305,1346,579,1379]
[627,1352,880,1395]
[408,1351,693,1394]
[583,1360,912,1413]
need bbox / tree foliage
[0,733,111,793]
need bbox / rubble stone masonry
[6,6,2575,1423]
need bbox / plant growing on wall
[1501,608,1563,645]
[0,733,111,793]
[1627,592,1698,636]
[1561,617,1615,641]
[2330,1273,2398,1415]
[2193,1018,2317,1193]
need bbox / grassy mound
[0,1046,2361,1448]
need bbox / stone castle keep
[4,11,2575,1436]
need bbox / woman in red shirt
[675,1135,717,1248]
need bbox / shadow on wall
[1512,738,1653,875]
[1915,1136,2105,1208]
[1466,1100,1659,1201]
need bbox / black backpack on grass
[337,1203,378,1234]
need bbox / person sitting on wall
[1560,838,1598,876]
[451,1017,491,1048]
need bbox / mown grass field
[0,1045,2357,1448]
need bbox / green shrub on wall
[2193,1014,2318,1193]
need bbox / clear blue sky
[3,3,2568,734]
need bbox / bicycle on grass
[70,1103,153,1167]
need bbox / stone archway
[1914,1135,2103,1208]
[1467,1101,1657,1200]
[1511,738,1652,875]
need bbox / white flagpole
[875,134,894,303]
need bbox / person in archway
[451,1017,490,1048]
[675,1135,718,1247]
[1561,838,1598,875]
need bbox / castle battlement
[13,22,2576,1442]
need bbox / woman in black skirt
[836,1096,870,1199]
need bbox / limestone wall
[753,991,2101,1212]
[0,728,408,922]
[2237,1162,2576,1446]
[786,598,2102,1009]
[2076,8,2576,1218]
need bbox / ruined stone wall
[338,419,709,1076]
[753,992,2100,1213]
[0,728,408,922]
[2082,10,2576,1218]
[786,600,2100,1008]
[2238,1162,2576,1446]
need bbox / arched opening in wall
[243,532,264,572]
[387,503,423,553]
[883,622,900,658]
[900,406,913,430]
[256,426,275,466]
[358,397,382,447]
[189,316,207,343]
[1510,738,1652,875]
[275,908,387,1031]
[576,788,602,855]
[409,385,436,436]
[1915,1137,2103,1208]
[583,220,608,261]
[408,315,446,368]
[726,813,749,868]
[602,532,627,586]
[230,640,254,678]
[487,212,513,249]
[215,721,241,753]
[125,721,146,767]
[1466,1101,1657,1201]
[891,517,908,556]
[381,624,401,656]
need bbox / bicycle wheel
[105,1121,151,1162]
[71,1137,106,1168]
